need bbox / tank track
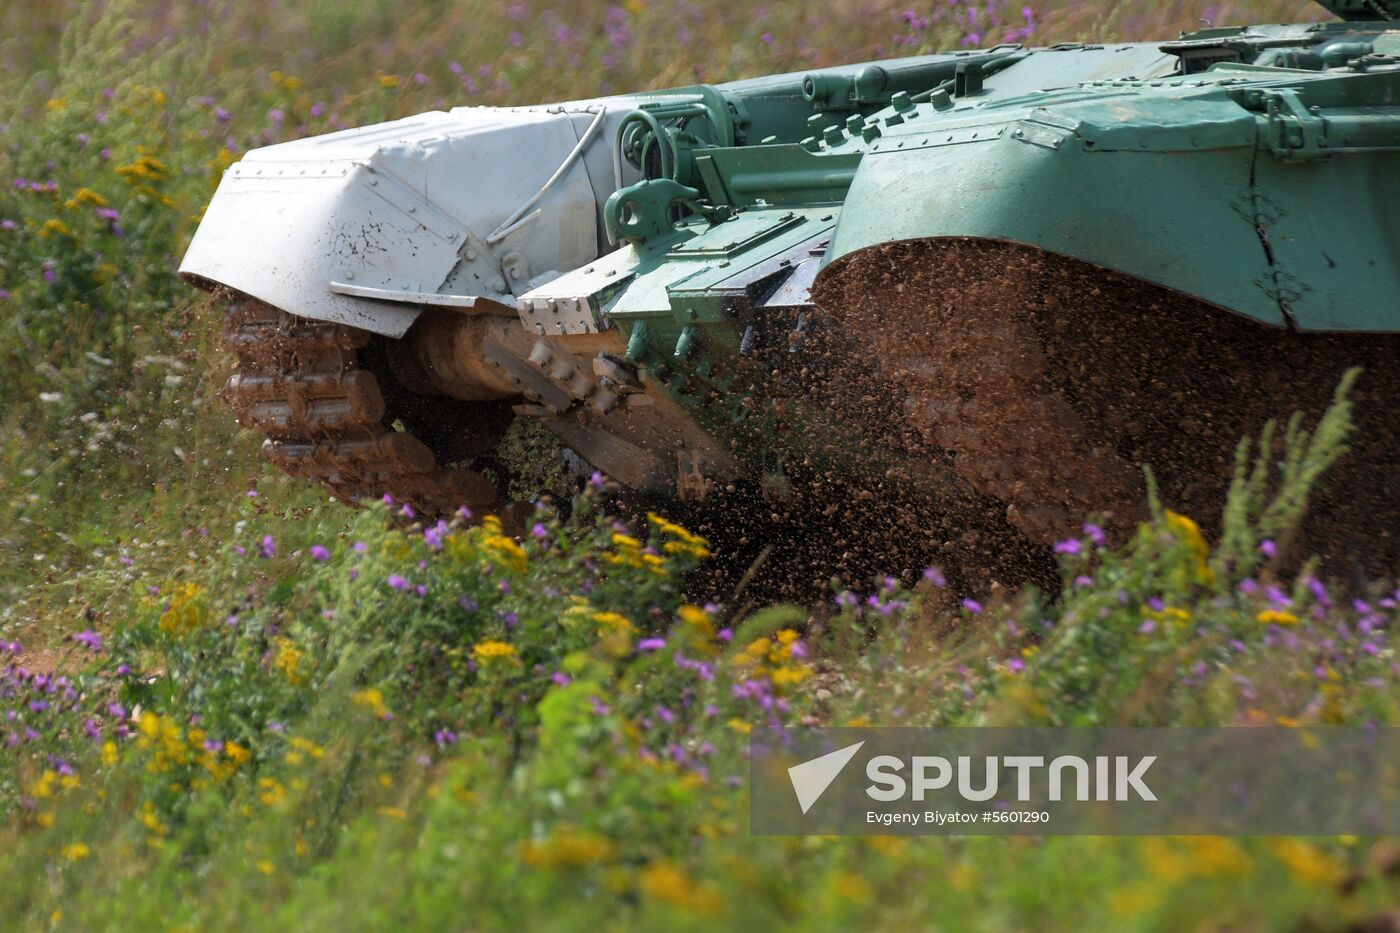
[220,296,501,516]
[814,238,1400,577]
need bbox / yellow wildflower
[62,843,91,862]
[1146,606,1190,628]
[560,597,594,628]
[290,736,325,759]
[679,604,712,628]
[378,74,401,89]
[115,155,170,185]
[273,637,306,685]
[1256,609,1300,626]
[257,859,275,876]
[742,637,770,662]
[378,807,407,820]
[71,187,109,208]
[592,611,635,633]
[481,533,528,573]
[159,582,208,635]
[101,741,119,766]
[45,98,67,111]
[1271,839,1344,886]
[831,870,872,903]
[648,512,707,545]
[1164,510,1214,584]
[663,539,711,558]
[351,688,391,718]
[521,827,617,868]
[638,861,723,917]
[259,777,286,807]
[37,219,71,238]
[678,604,716,649]
[270,71,303,91]
[140,801,167,836]
[473,640,519,663]
[771,666,811,688]
[30,770,58,800]
[1189,836,1252,876]
[650,511,711,559]
[947,861,978,891]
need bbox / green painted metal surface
[593,9,1400,335]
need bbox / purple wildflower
[71,631,102,652]
[310,545,331,562]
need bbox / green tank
[182,0,1400,585]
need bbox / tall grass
[3,383,1399,930]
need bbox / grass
[0,1,1391,930]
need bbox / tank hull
[184,6,1400,581]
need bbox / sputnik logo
[787,741,865,814]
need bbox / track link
[221,297,501,516]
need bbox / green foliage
[3,373,1399,931]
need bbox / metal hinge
[1259,89,1327,162]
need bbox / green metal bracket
[1261,89,1328,160]
[604,178,701,248]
